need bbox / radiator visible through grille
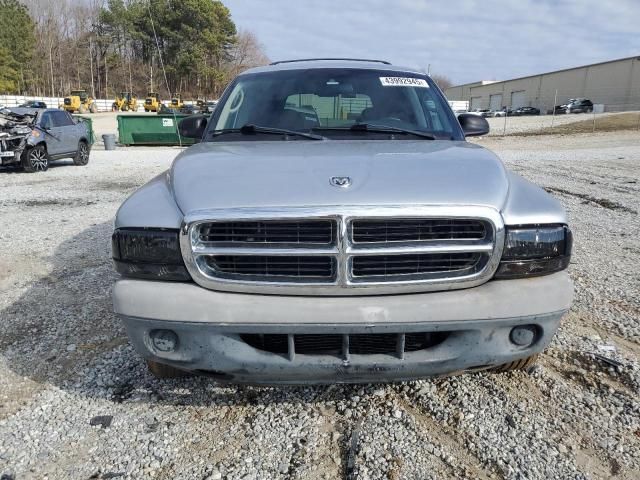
[352,219,486,243]
[352,253,483,277]
[240,332,449,359]
[199,220,335,245]
[205,255,335,279]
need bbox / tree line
[0,0,269,99]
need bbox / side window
[420,91,451,133]
[216,83,246,129]
[52,111,73,127]
[39,112,52,129]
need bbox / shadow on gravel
[0,159,77,175]
[0,221,374,408]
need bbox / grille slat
[206,255,335,279]
[352,253,482,277]
[240,332,449,357]
[200,220,335,245]
[352,219,486,243]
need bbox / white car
[466,109,489,117]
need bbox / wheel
[89,103,97,113]
[146,359,191,379]
[78,105,87,114]
[22,145,49,173]
[73,140,90,166]
[490,354,539,373]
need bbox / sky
[223,0,640,86]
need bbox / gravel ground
[0,132,639,479]
[484,111,632,136]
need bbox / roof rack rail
[270,58,391,66]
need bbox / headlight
[111,228,191,281]
[494,225,572,279]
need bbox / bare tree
[229,30,270,74]
[431,74,453,91]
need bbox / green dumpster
[73,115,95,144]
[117,114,197,146]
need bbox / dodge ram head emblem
[330,176,352,188]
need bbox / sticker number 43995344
[379,77,429,88]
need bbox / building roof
[448,54,640,90]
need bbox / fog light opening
[509,325,538,347]
[150,329,179,352]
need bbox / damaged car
[0,107,91,172]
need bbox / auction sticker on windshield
[380,77,429,88]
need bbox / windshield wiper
[211,124,324,140]
[313,123,435,140]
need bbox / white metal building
[445,55,640,113]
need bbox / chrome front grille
[181,206,504,295]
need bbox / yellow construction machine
[170,93,183,110]
[144,92,161,112]
[112,92,138,112]
[61,90,97,114]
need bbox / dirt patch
[19,198,98,207]
[95,180,141,192]
[544,186,637,214]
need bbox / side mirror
[178,115,208,140]
[458,113,490,137]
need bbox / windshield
[206,68,459,141]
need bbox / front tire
[490,354,539,373]
[22,145,49,173]
[146,360,191,379]
[89,103,97,114]
[73,140,90,166]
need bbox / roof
[242,59,425,76]
[448,54,640,91]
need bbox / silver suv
[112,59,573,384]
[0,108,91,172]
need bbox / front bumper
[113,272,572,384]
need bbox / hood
[170,140,510,215]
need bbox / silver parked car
[0,107,91,172]
[112,59,573,384]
